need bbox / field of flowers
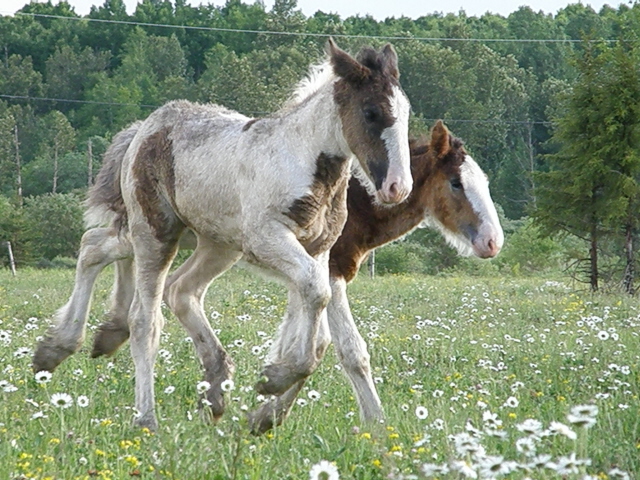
[0,267,638,479]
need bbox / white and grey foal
[33,39,413,430]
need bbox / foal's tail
[84,122,142,230]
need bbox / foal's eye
[450,179,463,191]
[363,106,379,123]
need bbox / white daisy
[566,414,596,429]
[196,380,211,394]
[415,405,429,420]
[0,330,11,345]
[221,379,235,392]
[516,418,543,436]
[34,370,52,384]
[569,404,598,418]
[309,460,339,480]
[608,467,631,480]
[515,437,537,457]
[421,462,449,477]
[551,452,587,476]
[478,455,517,478]
[548,421,577,440]
[452,432,483,456]
[50,392,73,409]
[13,347,31,358]
[164,385,176,394]
[77,395,90,407]
[449,460,478,479]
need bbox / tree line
[1,0,639,290]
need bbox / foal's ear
[380,43,400,79]
[326,37,371,84]
[431,120,451,157]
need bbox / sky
[0,0,631,19]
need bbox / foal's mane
[282,61,336,110]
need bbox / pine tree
[533,40,640,291]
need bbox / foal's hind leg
[91,258,135,358]
[92,230,197,357]
[128,233,179,430]
[33,228,131,373]
[164,238,241,421]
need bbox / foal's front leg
[247,227,332,396]
[247,276,382,433]
[247,285,332,434]
[327,277,384,422]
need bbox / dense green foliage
[1,269,638,478]
[1,0,640,286]
[532,39,640,290]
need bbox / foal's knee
[300,271,331,312]
[77,229,110,269]
[163,277,193,319]
[339,341,372,377]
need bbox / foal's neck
[283,83,349,160]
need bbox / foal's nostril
[388,182,399,197]
[487,238,500,257]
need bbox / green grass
[0,267,638,479]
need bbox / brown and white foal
[33,39,413,430]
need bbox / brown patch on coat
[286,153,350,257]
[131,127,184,246]
[330,122,479,282]
[242,118,259,132]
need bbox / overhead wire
[0,94,553,125]
[3,11,621,44]
[0,10,574,125]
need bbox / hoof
[200,389,226,422]
[247,404,281,435]
[91,322,130,358]
[133,411,158,431]
[255,364,306,396]
[32,342,75,373]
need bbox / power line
[0,94,158,109]
[4,11,619,44]
[0,93,552,126]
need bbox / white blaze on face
[378,85,412,204]
[460,155,504,258]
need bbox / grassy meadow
[0,266,638,479]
